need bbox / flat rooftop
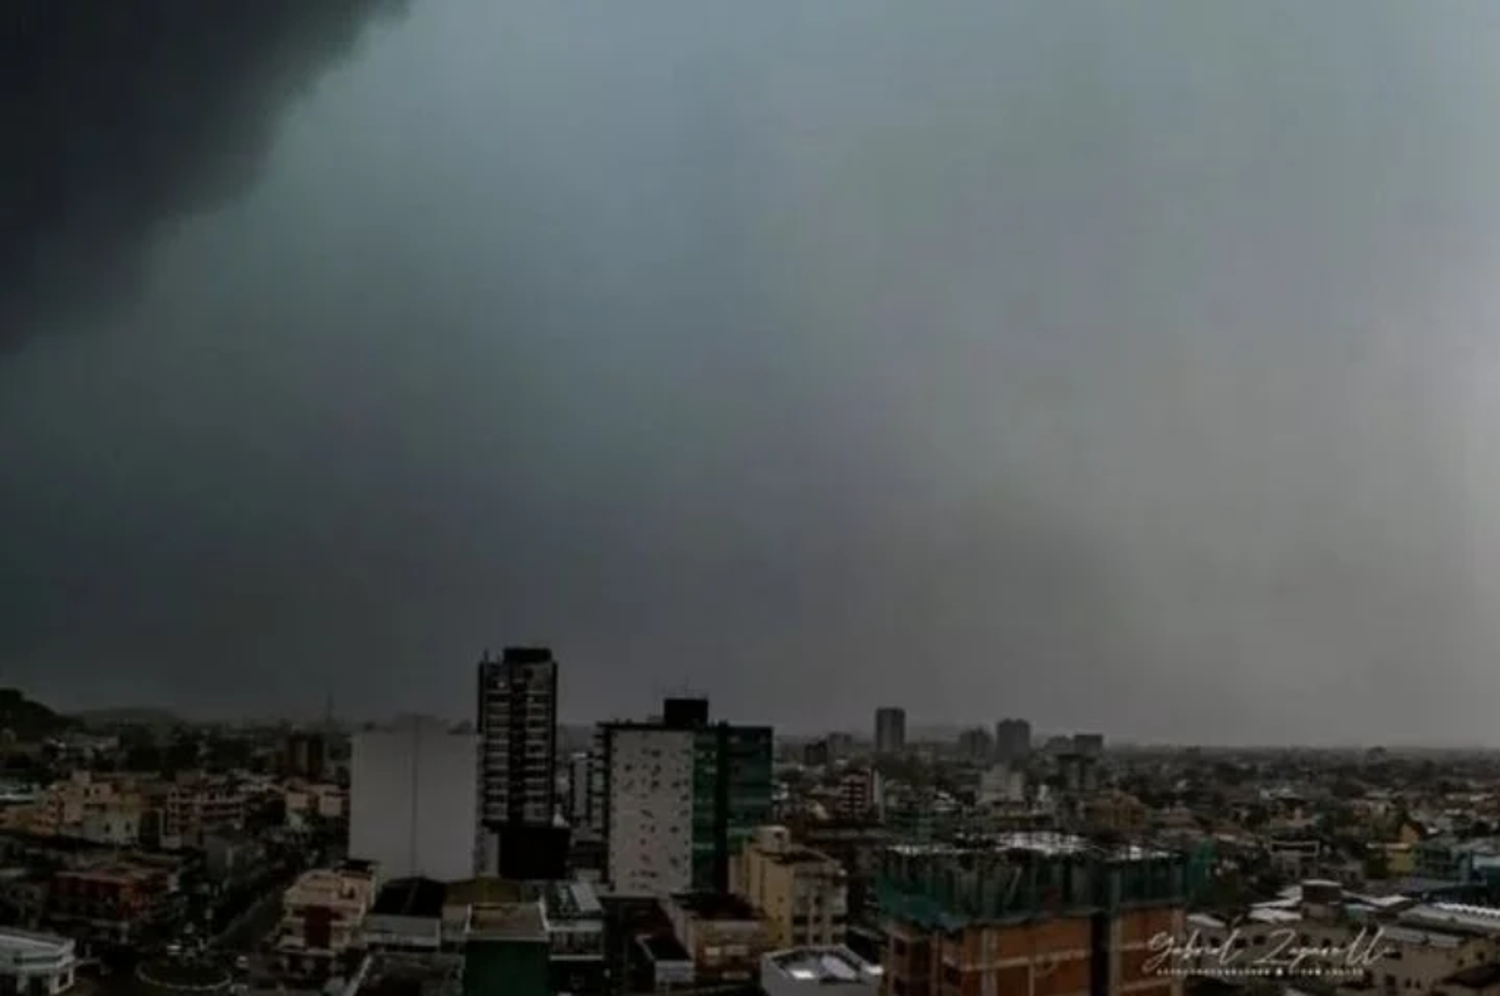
[372,879,447,919]
[766,947,881,984]
[1446,963,1500,990]
[443,877,527,907]
[468,902,547,942]
[0,927,71,955]
[639,935,691,962]
[766,847,838,866]
[544,882,603,920]
[671,892,758,921]
[1402,903,1500,938]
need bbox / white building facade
[604,726,695,896]
[349,716,481,882]
[0,928,77,996]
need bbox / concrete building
[349,716,481,882]
[602,700,773,895]
[284,782,349,831]
[161,774,246,848]
[879,834,1186,996]
[0,928,77,996]
[762,947,881,996]
[955,727,993,764]
[463,902,551,996]
[1071,733,1105,758]
[978,765,1026,805]
[47,862,176,946]
[284,732,329,782]
[993,718,1031,763]
[665,893,771,985]
[835,770,880,821]
[477,647,559,829]
[873,709,906,757]
[362,876,448,952]
[273,865,378,979]
[542,882,606,995]
[735,826,848,948]
[566,752,600,834]
[603,725,696,896]
[79,806,139,846]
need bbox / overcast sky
[6,2,1500,743]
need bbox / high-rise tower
[477,647,559,827]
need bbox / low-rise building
[1083,791,1150,835]
[274,865,377,979]
[284,783,349,831]
[664,893,769,985]
[463,903,551,996]
[362,877,446,953]
[543,882,606,995]
[0,927,78,995]
[1267,836,1322,878]
[47,863,178,946]
[636,935,694,991]
[735,826,847,948]
[78,806,140,846]
[761,946,881,996]
[162,775,246,848]
[834,771,881,821]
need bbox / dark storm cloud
[7,1,1500,743]
[0,0,406,347]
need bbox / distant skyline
[8,2,1500,744]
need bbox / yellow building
[734,826,847,949]
[1380,842,1416,876]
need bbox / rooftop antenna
[482,648,492,663]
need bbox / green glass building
[691,722,774,892]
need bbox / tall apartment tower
[602,698,772,896]
[994,717,1032,763]
[874,707,907,756]
[477,646,559,825]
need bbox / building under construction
[877,833,1186,996]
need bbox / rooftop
[671,892,758,921]
[639,935,691,962]
[543,882,602,920]
[765,947,882,984]
[1401,902,1500,938]
[1445,963,1500,990]
[0,927,71,957]
[766,847,841,867]
[348,951,463,996]
[372,879,447,919]
[467,902,547,942]
[443,877,526,907]
[1381,926,1467,949]
[888,831,1169,861]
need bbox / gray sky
[6,1,1500,743]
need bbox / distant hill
[0,688,78,741]
[70,706,184,728]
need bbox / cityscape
[0,652,1496,996]
[14,3,1500,996]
